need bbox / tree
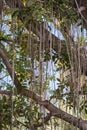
[0,0,87,129]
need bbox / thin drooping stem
[0,46,87,130]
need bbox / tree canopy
[0,0,87,130]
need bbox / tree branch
[0,45,87,130]
[0,89,12,95]
[5,0,64,48]
[33,113,52,129]
[0,47,22,91]
[1,0,87,129]
[15,113,52,129]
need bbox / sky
[0,14,87,94]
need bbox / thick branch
[5,0,87,74]
[0,89,12,95]
[5,0,63,48]
[1,0,87,129]
[0,48,22,91]
[0,46,87,130]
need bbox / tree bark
[73,0,87,28]
[1,0,87,129]
[5,0,87,74]
[0,47,87,130]
[5,0,63,48]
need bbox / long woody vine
[0,0,87,130]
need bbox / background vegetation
[0,0,87,129]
